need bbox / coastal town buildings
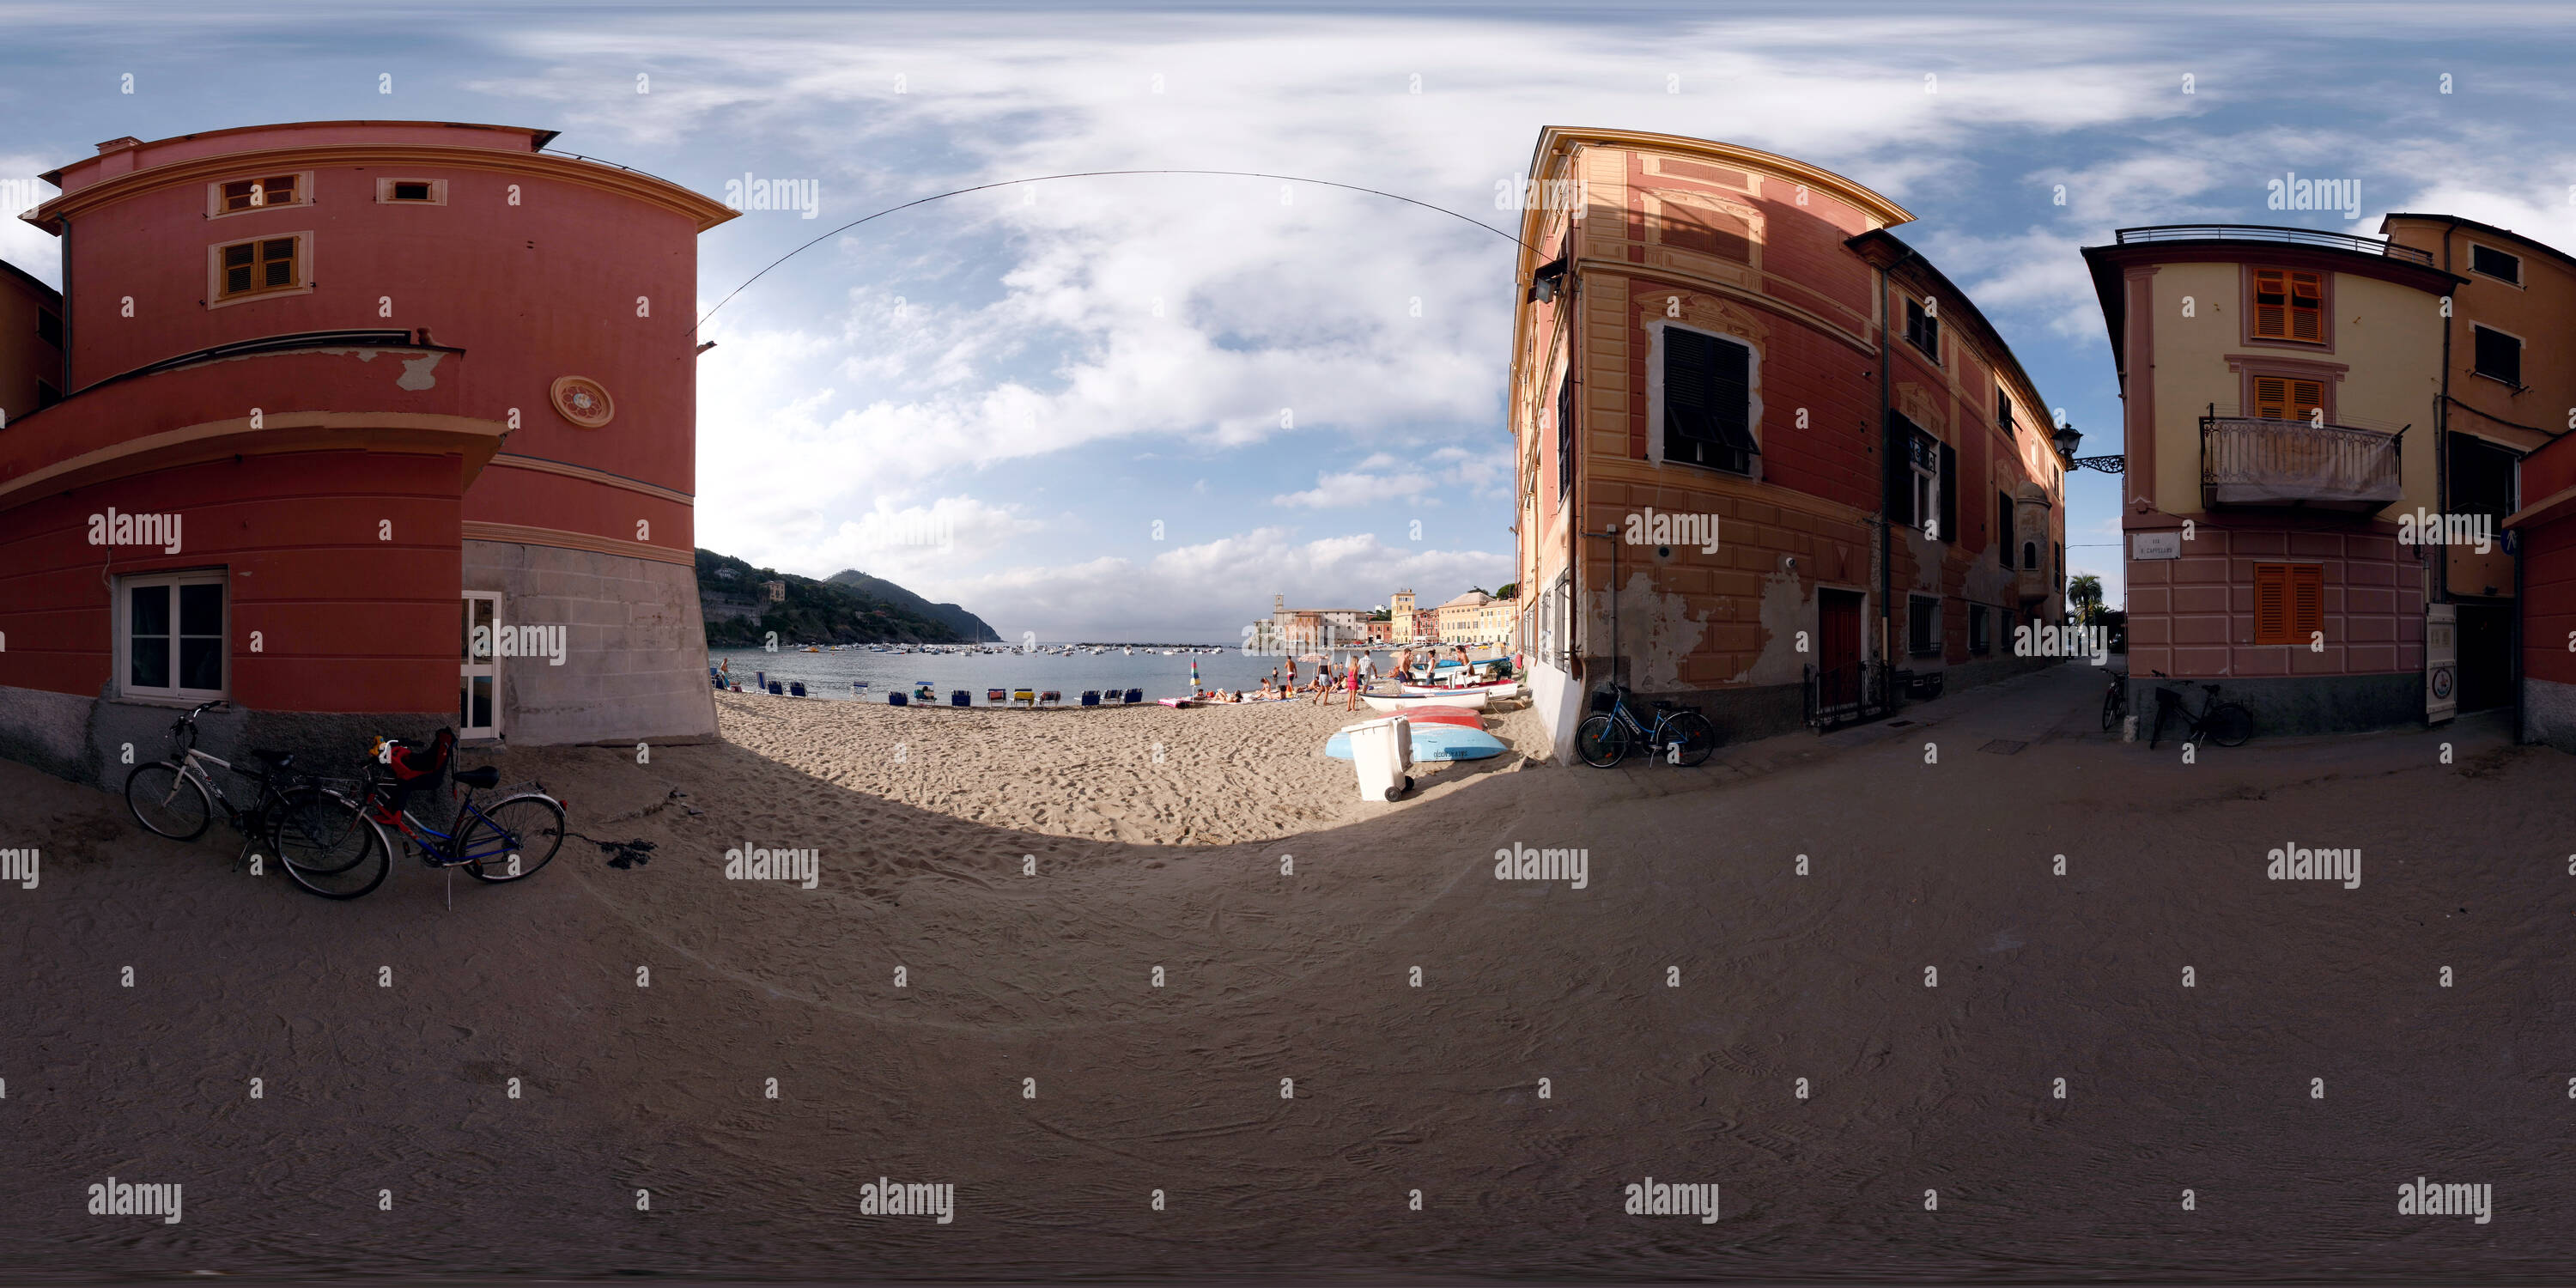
[1506,128,2069,756]
[0,120,736,787]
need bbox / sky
[8,1,2576,641]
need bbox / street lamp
[2051,421,2125,474]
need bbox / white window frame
[1643,320,1764,482]
[117,569,228,703]
[1910,432,1941,537]
[205,170,316,220]
[461,592,503,740]
[2467,240,2524,289]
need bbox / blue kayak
[1324,722,1506,762]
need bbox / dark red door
[1818,590,1863,715]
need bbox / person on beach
[1285,658,1297,690]
[1344,658,1363,710]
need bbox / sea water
[707,647,1495,702]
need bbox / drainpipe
[2514,519,2525,743]
[1562,148,1586,693]
[1874,248,1921,671]
[2436,217,2457,608]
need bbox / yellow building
[2081,225,2450,732]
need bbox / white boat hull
[1364,690,1490,712]
[1399,681,1520,699]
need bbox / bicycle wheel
[1663,712,1717,768]
[1574,714,1630,768]
[2202,702,2254,748]
[2101,683,2124,732]
[462,794,567,883]
[125,762,213,841]
[270,792,389,900]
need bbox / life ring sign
[2430,665,2455,702]
[550,375,615,428]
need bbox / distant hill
[826,568,1001,644]
[696,550,1002,646]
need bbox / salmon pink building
[0,120,736,786]
[1507,128,2069,756]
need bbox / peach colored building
[1508,128,2066,756]
[0,121,734,788]
[2081,226,2451,732]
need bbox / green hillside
[696,550,1002,646]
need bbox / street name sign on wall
[2131,532,2182,561]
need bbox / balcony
[2015,566,2053,605]
[2201,416,2403,512]
[2116,224,2437,267]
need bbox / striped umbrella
[1190,657,1200,693]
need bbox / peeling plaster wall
[1734,569,1814,686]
[1593,566,1710,692]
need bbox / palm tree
[2066,574,2105,627]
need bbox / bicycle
[2101,668,2128,732]
[355,731,568,884]
[1575,683,1716,769]
[123,701,388,899]
[2145,669,2254,750]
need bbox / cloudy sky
[7,1,2573,641]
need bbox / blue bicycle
[1575,683,1716,768]
[352,730,568,883]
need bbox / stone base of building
[2123,670,2422,738]
[0,683,447,795]
[463,540,718,746]
[1534,652,2061,758]
[2526,676,2576,753]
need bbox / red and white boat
[1397,677,1521,699]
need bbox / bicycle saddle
[454,766,501,789]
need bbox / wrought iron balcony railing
[2200,416,2403,511]
[2117,224,2436,267]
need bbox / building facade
[0,120,736,788]
[1509,128,2068,756]
[2380,215,2576,720]
[2083,225,2466,734]
[2507,428,2576,750]
[1,258,64,426]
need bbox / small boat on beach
[1363,690,1489,712]
[1399,679,1522,699]
[1324,720,1504,762]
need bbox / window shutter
[2253,270,2287,337]
[2290,380,2323,423]
[2254,564,2289,644]
[1556,374,1574,495]
[1887,414,1915,527]
[1937,441,1957,544]
[2290,565,2323,637]
[2253,376,2288,420]
[2288,272,2323,341]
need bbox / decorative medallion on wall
[550,376,615,428]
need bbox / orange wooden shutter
[2289,564,2324,637]
[2290,379,2323,423]
[2253,376,2288,419]
[2288,272,2323,340]
[2253,270,2287,337]
[2254,564,2290,643]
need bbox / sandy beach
[12,664,2576,1279]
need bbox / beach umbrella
[1191,657,1200,691]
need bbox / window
[1996,386,2014,434]
[2252,375,2325,423]
[1662,326,1757,474]
[119,571,226,700]
[216,173,303,213]
[2251,269,2324,342]
[2448,434,2519,522]
[213,234,305,302]
[1997,492,2014,568]
[1908,594,1941,657]
[2473,325,2522,386]
[1904,296,1940,359]
[36,308,62,349]
[2054,541,2063,580]
[36,380,59,409]
[2470,243,2522,285]
[2253,562,2324,646]
[1555,373,1575,496]
[376,177,448,205]
[1969,604,1990,654]
[2023,540,2039,571]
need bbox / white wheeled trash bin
[1342,714,1413,802]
